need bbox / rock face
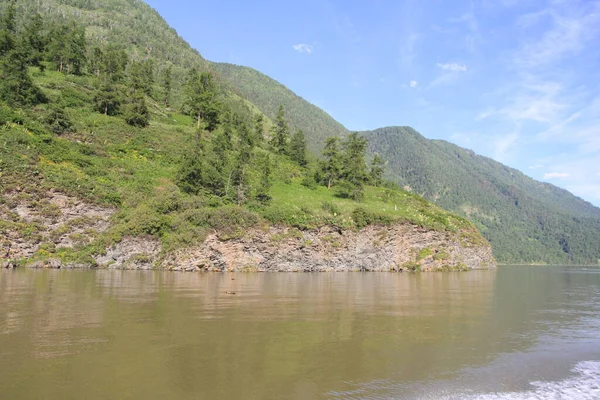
[0,190,114,266]
[91,225,495,272]
[159,225,495,272]
[2,191,495,272]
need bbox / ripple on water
[458,361,600,400]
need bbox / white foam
[464,361,600,400]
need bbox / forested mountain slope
[0,0,348,148]
[0,0,493,271]
[212,63,349,152]
[363,126,600,264]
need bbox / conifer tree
[94,83,121,115]
[255,152,272,203]
[271,105,289,154]
[369,154,386,186]
[123,91,149,127]
[23,14,47,71]
[162,65,172,107]
[321,137,342,189]
[183,69,220,131]
[290,129,308,167]
[253,113,264,146]
[338,133,369,201]
[0,0,16,57]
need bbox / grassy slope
[363,126,600,264]
[212,63,349,153]
[2,0,348,152]
[0,70,481,267]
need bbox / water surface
[1,266,599,399]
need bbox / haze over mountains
[3,0,599,264]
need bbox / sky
[145,0,600,207]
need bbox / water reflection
[0,267,599,399]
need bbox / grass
[0,67,485,266]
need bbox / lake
[1,266,599,399]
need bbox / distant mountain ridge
[362,126,600,264]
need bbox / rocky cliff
[1,191,495,271]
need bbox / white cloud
[544,172,570,179]
[528,164,544,169]
[515,7,600,68]
[409,80,418,88]
[292,44,313,54]
[436,62,467,72]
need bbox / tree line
[0,1,387,206]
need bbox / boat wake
[464,361,600,400]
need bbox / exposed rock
[160,224,495,272]
[3,192,495,272]
[95,237,161,270]
[0,191,114,262]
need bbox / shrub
[321,201,340,216]
[46,107,73,135]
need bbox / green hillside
[0,1,349,153]
[212,63,349,153]
[363,126,600,264]
[0,2,482,268]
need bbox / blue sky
[146,0,600,206]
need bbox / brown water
[1,267,600,399]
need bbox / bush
[351,207,393,229]
[321,201,340,215]
[46,107,73,135]
[335,181,364,201]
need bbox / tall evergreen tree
[183,69,220,131]
[0,5,45,107]
[162,64,172,107]
[0,0,16,57]
[230,124,254,204]
[94,83,121,115]
[255,152,272,203]
[321,137,342,189]
[369,154,386,186]
[48,23,86,74]
[270,105,289,154]
[338,132,369,201]
[253,113,264,146]
[123,90,149,127]
[290,129,308,167]
[23,13,47,71]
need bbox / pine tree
[128,60,153,96]
[0,46,45,105]
[253,113,264,146]
[270,105,289,154]
[338,133,369,201]
[183,69,220,131]
[94,83,121,115]
[230,124,254,204]
[369,154,386,186]
[321,137,342,189]
[255,152,272,203]
[0,0,16,57]
[48,23,86,74]
[23,14,47,71]
[123,91,149,127]
[162,65,172,107]
[290,129,308,167]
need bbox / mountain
[212,63,349,153]
[1,0,596,266]
[363,126,600,264]
[2,0,348,151]
[0,0,494,271]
